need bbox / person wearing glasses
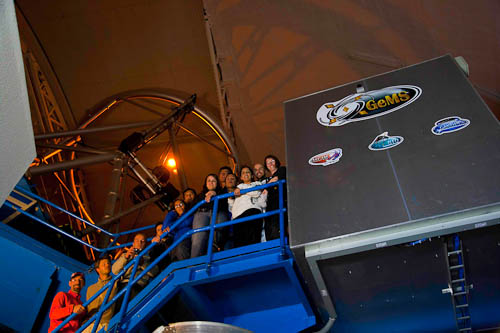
[154,199,193,262]
[264,155,287,241]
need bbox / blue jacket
[162,210,193,242]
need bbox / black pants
[233,208,263,248]
[264,205,288,241]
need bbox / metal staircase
[2,180,316,332]
[443,235,472,332]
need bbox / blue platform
[112,240,315,332]
[0,180,317,333]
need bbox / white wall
[0,0,35,205]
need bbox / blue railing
[5,180,287,333]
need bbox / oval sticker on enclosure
[368,132,404,151]
[431,116,470,135]
[317,85,422,127]
[308,148,343,166]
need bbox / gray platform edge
[299,202,500,318]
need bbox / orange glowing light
[173,168,178,174]
[167,158,176,168]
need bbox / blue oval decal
[431,116,470,135]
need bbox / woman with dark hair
[264,154,287,241]
[228,166,267,247]
[190,174,229,257]
[151,199,193,269]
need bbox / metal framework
[20,30,99,260]
[27,89,241,260]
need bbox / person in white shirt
[228,166,267,247]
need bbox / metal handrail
[7,180,287,332]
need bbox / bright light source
[167,158,176,168]
[173,168,178,174]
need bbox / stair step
[448,250,462,256]
[454,291,468,296]
[456,304,469,308]
[450,264,464,270]
[452,278,466,283]
[457,316,470,320]
[458,328,472,332]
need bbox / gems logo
[308,148,342,166]
[317,85,422,127]
[431,116,470,135]
[368,132,404,151]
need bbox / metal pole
[4,202,102,252]
[122,98,165,117]
[34,121,155,140]
[279,180,286,258]
[99,154,125,247]
[203,7,228,131]
[169,126,188,190]
[116,166,128,234]
[175,121,236,159]
[27,153,117,176]
[80,193,164,237]
[127,154,158,194]
[35,142,109,155]
[206,197,219,271]
[83,90,240,168]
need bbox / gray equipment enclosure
[284,55,500,331]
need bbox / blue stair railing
[4,180,287,332]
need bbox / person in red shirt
[48,272,87,333]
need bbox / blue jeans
[191,210,228,258]
[170,237,191,261]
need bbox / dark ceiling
[14,0,500,239]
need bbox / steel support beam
[35,142,108,155]
[169,126,188,190]
[34,121,155,140]
[80,193,164,236]
[99,154,126,247]
[27,153,117,176]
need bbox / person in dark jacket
[264,155,288,240]
[161,199,193,261]
[182,188,197,211]
[190,174,229,257]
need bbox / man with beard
[253,163,267,182]
[49,272,87,332]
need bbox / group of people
[49,233,160,332]
[48,259,115,333]
[148,154,287,260]
[190,154,287,257]
[48,154,287,332]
